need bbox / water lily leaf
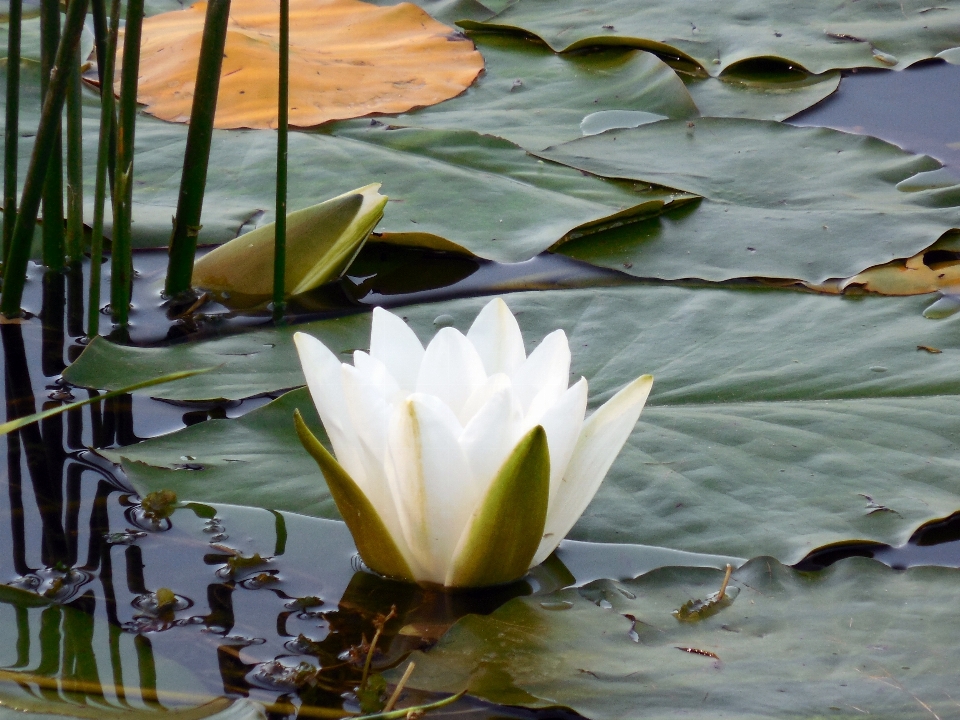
[380,33,698,150]
[461,0,960,76]
[0,16,95,63]
[542,118,960,284]
[400,558,960,719]
[827,230,960,295]
[6,64,677,256]
[117,0,484,129]
[63,312,371,402]
[84,285,960,561]
[681,65,841,121]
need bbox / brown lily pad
[117,0,484,129]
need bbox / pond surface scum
[8,25,960,720]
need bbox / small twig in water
[360,605,397,692]
[383,661,415,713]
[716,564,733,601]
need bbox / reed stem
[39,0,65,270]
[87,0,120,338]
[273,0,289,321]
[0,0,90,317]
[110,0,145,326]
[65,38,84,265]
[163,0,232,300]
[2,0,22,273]
[89,0,116,197]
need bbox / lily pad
[541,118,960,284]
[461,0,960,75]
[4,64,684,256]
[681,65,841,121]
[383,33,698,150]
[75,285,960,561]
[119,0,484,129]
[401,557,960,719]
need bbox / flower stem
[65,36,84,265]
[39,0,65,270]
[0,0,90,317]
[2,0,22,275]
[162,0,232,301]
[110,0,145,326]
[87,0,120,338]
[273,0,289,322]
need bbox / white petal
[341,359,397,467]
[511,329,571,416]
[370,306,425,392]
[416,327,487,420]
[532,374,654,565]
[466,297,526,376]
[530,377,588,501]
[459,372,511,426]
[293,332,365,485]
[384,394,472,584]
[460,383,525,498]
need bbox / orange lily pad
[117,0,484,129]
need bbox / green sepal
[192,184,388,299]
[447,425,550,588]
[293,410,414,582]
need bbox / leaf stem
[273,0,289,321]
[39,0,65,270]
[110,0,145,326]
[65,36,84,265]
[87,0,120,338]
[163,0,232,300]
[2,0,22,274]
[0,0,90,317]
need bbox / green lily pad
[63,312,371,402]
[77,285,960,561]
[400,557,960,719]
[540,118,960,284]
[681,65,841,121]
[0,17,95,63]
[461,0,960,75]
[3,63,684,260]
[381,33,698,150]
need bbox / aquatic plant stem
[2,0,22,272]
[110,0,145,326]
[87,0,120,338]
[65,39,84,265]
[273,0,289,321]
[39,0,65,270]
[0,0,90,318]
[163,0,232,300]
[89,0,116,197]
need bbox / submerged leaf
[400,559,960,719]
[118,0,484,129]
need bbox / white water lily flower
[292,298,653,588]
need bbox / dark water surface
[5,63,960,717]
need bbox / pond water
[5,60,960,718]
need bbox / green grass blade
[0,367,214,438]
